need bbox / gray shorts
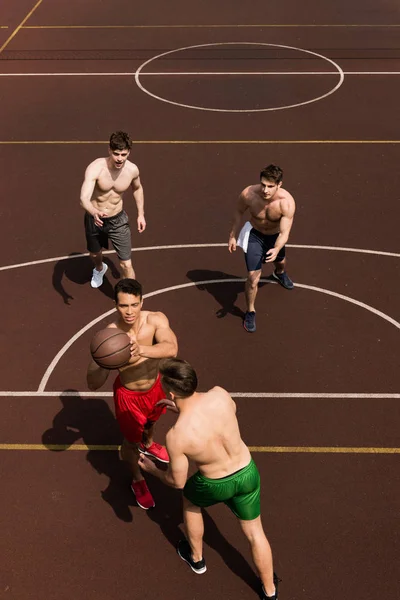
[84,210,132,261]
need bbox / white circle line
[1,391,400,399]
[37,278,400,392]
[134,41,344,113]
[1,242,400,273]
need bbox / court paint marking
[0,0,42,54]
[1,391,399,398]
[1,242,399,273]
[20,24,400,28]
[0,71,399,76]
[1,140,400,145]
[37,279,400,393]
[135,42,344,113]
[1,443,399,453]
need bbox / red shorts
[113,375,167,443]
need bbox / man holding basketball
[86,279,178,510]
[228,164,296,333]
[80,131,146,289]
[139,358,279,600]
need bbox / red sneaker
[139,442,170,463]
[131,480,155,510]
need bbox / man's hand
[137,216,146,233]
[138,452,157,473]
[228,237,237,253]
[264,248,279,263]
[155,398,179,413]
[92,209,108,228]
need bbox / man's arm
[139,430,189,489]
[133,313,178,360]
[264,197,296,262]
[86,359,110,391]
[80,161,108,227]
[131,171,146,233]
[228,192,248,253]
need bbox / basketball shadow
[145,482,259,594]
[52,253,120,304]
[42,389,137,522]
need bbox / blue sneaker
[243,311,256,332]
[272,270,294,290]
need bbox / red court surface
[1,2,400,599]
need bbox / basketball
[90,328,131,369]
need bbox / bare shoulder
[280,188,296,215]
[240,185,257,200]
[106,322,118,329]
[126,160,140,179]
[146,310,170,327]
[209,385,233,402]
[86,157,106,175]
[166,422,187,451]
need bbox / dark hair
[159,358,198,398]
[260,164,283,184]
[114,278,142,303]
[109,131,132,151]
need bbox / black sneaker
[177,539,207,574]
[272,270,294,290]
[261,573,281,599]
[243,311,256,332]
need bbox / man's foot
[131,479,155,510]
[177,539,207,574]
[90,263,108,288]
[243,311,256,333]
[272,270,294,290]
[139,442,169,463]
[261,573,281,600]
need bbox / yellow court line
[21,24,400,29]
[0,140,400,145]
[0,0,42,55]
[1,444,399,454]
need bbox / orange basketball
[90,328,131,369]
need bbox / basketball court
[1,2,399,599]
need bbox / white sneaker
[90,263,108,288]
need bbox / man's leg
[183,496,205,562]
[272,257,294,290]
[90,250,103,271]
[119,258,135,279]
[239,516,276,597]
[245,269,262,312]
[120,438,143,482]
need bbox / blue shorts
[245,228,286,272]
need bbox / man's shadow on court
[146,477,260,595]
[52,253,120,304]
[186,269,268,320]
[42,389,138,522]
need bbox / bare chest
[96,169,132,195]
[250,201,282,224]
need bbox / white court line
[0,71,399,76]
[1,242,400,273]
[37,278,400,392]
[0,391,399,398]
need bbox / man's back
[171,386,251,479]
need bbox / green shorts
[183,459,261,521]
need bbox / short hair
[260,164,283,184]
[159,358,198,399]
[109,131,132,151]
[114,278,142,303]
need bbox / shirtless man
[80,131,146,289]
[86,278,178,510]
[228,164,296,333]
[139,358,280,600]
